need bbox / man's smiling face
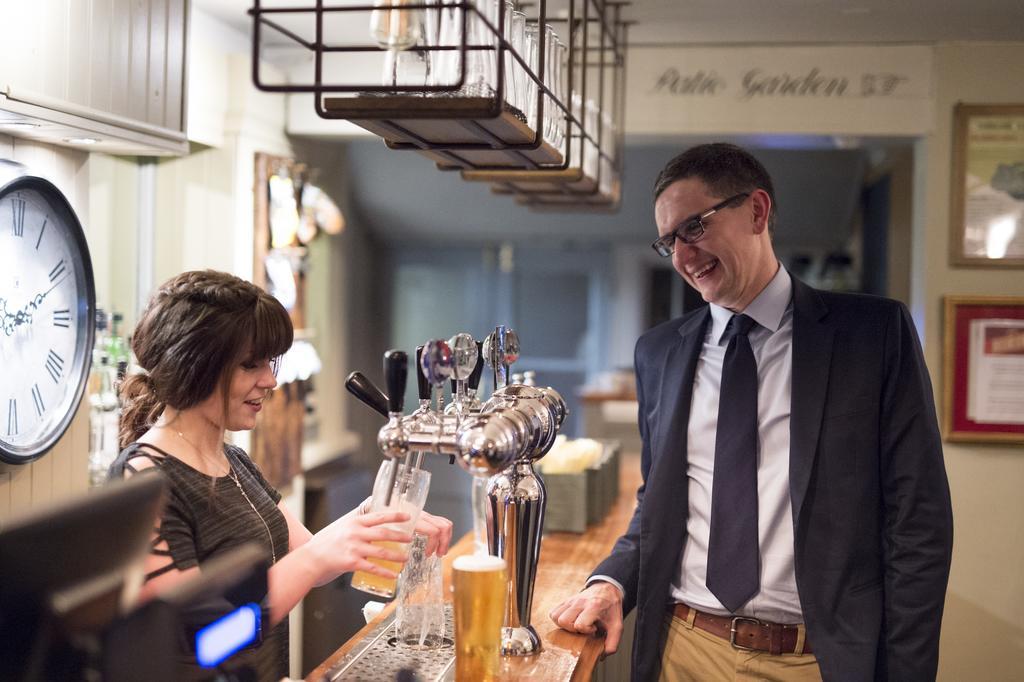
[654,178,774,312]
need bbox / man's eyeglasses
[651,192,751,257]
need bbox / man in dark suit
[550,143,953,681]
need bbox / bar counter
[306,452,641,681]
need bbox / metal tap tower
[345,326,566,656]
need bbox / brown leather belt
[670,603,812,656]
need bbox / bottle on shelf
[87,308,121,487]
[107,312,131,376]
[91,309,109,372]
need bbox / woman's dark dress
[110,442,290,681]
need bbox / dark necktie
[706,313,760,613]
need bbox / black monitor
[103,543,270,682]
[0,474,271,682]
[0,474,166,680]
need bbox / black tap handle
[416,345,430,401]
[384,350,408,414]
[344,371,389,418]
[468,340,485,390]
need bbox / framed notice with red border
[943,296,1024,444]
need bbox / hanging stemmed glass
[599,108,617,195]
[421,1,443,93]
[554,35,567,152]
[508,9,527,120]
[523,23,540,131]
[463,0,499,97]
[435,1,461,95]
[502,1,527,120]
[370,0,424,88]
[583,98,599,179]
[542,24,566,151]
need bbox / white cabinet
[0,0,189,155]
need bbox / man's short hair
[653,143,777,232]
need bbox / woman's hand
[306,510,413,584]
[414,510,454,558]
[356,496,454,558]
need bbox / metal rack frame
[249,0,629,208]
[484,4,628,210]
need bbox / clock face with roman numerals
[0,174,95,464]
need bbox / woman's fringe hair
[118,270,293,449]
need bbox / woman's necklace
[169,427,278,564]
[227,464,278,564]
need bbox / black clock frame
[0,174,96,465]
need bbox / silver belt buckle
[730,616,763,651]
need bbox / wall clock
[0,167,96,464]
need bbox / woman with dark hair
[109,269,453,679]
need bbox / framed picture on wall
[949,104,1024,267]
[943,296,1024,444]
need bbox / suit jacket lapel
[636,307,709,682]
[651,307,708,473]
[645,307,710,535]
[789,278,834,523]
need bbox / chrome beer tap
[415,340,457,467]
[482,325,520,391]
[482,326,567,656]
[363,342,516,475]
[446,334,484,421]
[411,345,438,426]
[465,340,485,412]
[377,350,409,506]
[396,344,439,483]
[347,333,567,656]
[420,339,453,416]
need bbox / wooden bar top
[577,390,637,403]
[306,453,641,682]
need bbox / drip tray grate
[321,606,456,682]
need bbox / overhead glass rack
[249,0,630,210]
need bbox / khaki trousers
[658,610,822,682]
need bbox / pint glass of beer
[351,459,431,598]
[452,554,506,681]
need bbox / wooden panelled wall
[0,0,188,135]
[0,0,192,526]
[0,135,93,528]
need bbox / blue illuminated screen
[195,603,261,668]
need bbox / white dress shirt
[591,265,803,624]
[671,265,801,623]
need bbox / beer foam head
[453,554,505,572]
